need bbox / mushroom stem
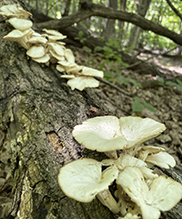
[104,151,118,159]
[96,189,120,214]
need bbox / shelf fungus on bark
[0,4,104,91]
[3,29,33,50]
[58,158,120,214]
[59,115,182,218]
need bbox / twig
[95,77,134,97]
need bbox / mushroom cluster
[0,4,103,91]
[58,116,182,219]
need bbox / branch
[166,0,182,21]
[37,2,182,46]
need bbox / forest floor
[72,46,182,165]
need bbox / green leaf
[116,76,124,85]
[94,46,103,52]
[176,79,182,85]
[143,101,156,113]
[176,85,182,93]
[127,78,141,88]
[132,100,144,112]
[157,77,164,84]
[165,81,177,86]
[78,31,84,38]
[104,71,116,78]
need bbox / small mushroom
[66,65,83,75]
[7,17,33,31]
[80,66,104,78]
[42,29,67,41]
[137,145,166,161]
[67,76,100,91]
[26,45,45,59]
[0,4,32,19]
[32,53,50,64]
[47,42,65,56]
[64,48,75,63]
[28,35,47,45]
[49,50,65,62]
[145,151,176,169]
[56,64,65,72]
[137,145,176,169]
[61,75,75,79]
[58,158,119,213]
[3,29,33,49]
[117,166,182,219]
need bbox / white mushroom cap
[58,158,119,202]
[49,50,65,61]
[8,17,33,31]
[26,45,45,59]
[0,4,32,19]
[72,116,166,153]
[3,29,33,49]
[56,65,65,72]
[119,117,166,149]
[32,53,50,63]
[42,29,67,41]
[64,48,75,63]
[61,75,75,79]
[117,167,182,219]
[80,66,103,78]
[67,76,100,91]
[66,65,83,74]
[72,116,127,151]
[48,42,65,56]
[28,35,47,44]
[137,145,166,161]
[145,151,176,169]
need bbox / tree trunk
[128,0,151,50]
[102,0,118,41]
[0,2,114,219]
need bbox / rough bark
[0,2,115,218]
[37,1,182,46]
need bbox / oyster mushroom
[58,158,119,213]
[72,116,166,158]
[42,29,67,41]
[3,29,33,49]
[136,145,176,168]
[117,166,182,219]
[26,45,45,59]
[0,4,32,19]
[8,17,33,31]
[119,116,166,151]
[67,76,100,91]
[72,116,127,158]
